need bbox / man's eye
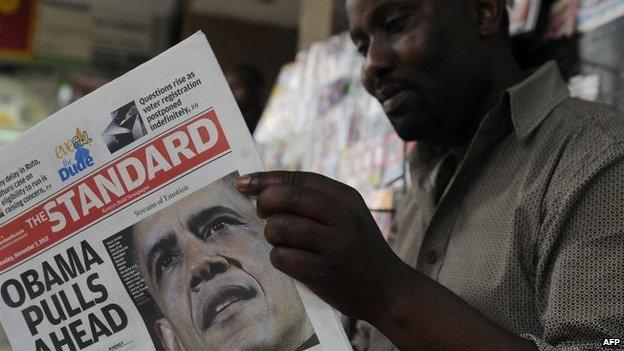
[384,14,409,34]
[356,42,369,56]
[161,255,174,268]
[201,217,243,239]
[155,251,179,279]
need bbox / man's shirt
[369,62,624,350]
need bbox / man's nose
[188,249,229,293]
[362,39,394,88]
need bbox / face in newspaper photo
[102,101,148,154]
[128,173,318,351]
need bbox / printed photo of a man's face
[131,174,317,351]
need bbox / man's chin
[388,113,438,142]
[200,323,275,351]
[198,298,272,349]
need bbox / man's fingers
[265,214,329,252]
[270,246,334,285]
[256,185,342,224]
[235,171,354,199]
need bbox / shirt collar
[507,61,569,141]
[407,61,569,172]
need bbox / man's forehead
[346,0,390,19]
[132,189,212,247]
[346,0,425,28]
[347,0,515,15]
[132,217,169,259]
[132,181,244,246]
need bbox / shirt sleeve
[527,145,624,350]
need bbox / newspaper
[0,31,351,351]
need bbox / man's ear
[155,318,183,351]
[475,0,505,37]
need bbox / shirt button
[425,250,437,264]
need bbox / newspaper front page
[0,32,351,351]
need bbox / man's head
[225,65,266,133]
[347,0,512,145]
[132,175,312,351]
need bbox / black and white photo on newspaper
[104,172,321,351]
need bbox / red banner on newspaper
[0,110,230,272]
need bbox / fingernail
[235,175,251,190]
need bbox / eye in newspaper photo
[102,101,148,154]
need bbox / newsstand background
[1,0,624,347]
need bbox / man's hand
[235,171,406,322]
[236,171,538,351]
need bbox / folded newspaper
[0,32,351,351]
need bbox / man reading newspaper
[238,0,624,350]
